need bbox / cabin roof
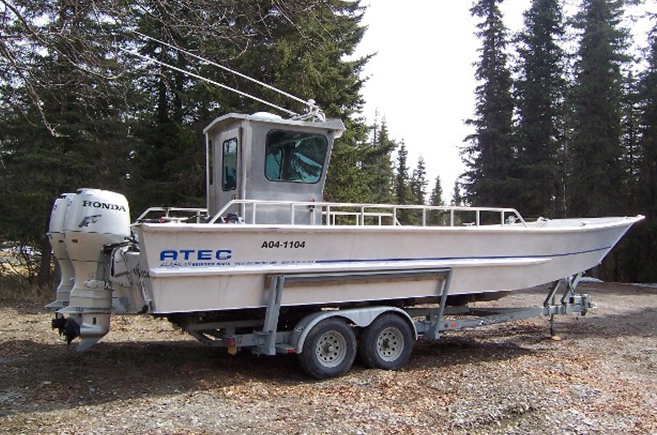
[203,112,345,138]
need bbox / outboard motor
[46,193,75,309]
[55,188,131,351]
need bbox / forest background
[1,0,657,294]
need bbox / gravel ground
[1,281,656,435]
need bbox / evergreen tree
[392,141,413,224]
[126,5,207,214]
[0,0,133,286]
[428,175,446,226]
[394,141,410,206]
[462,0,516,208]
[449,180,465,226]
[514,0,567,218]
[568,0,631,217]
[0,0,127,134]
[451,181,464,206]
[635,19,657,282]
[360,116,396,204]
[621,71,641,201]
[604,70,642,282]
[410,156,428,205]
[429,176,445,207]
[325,120,373,203]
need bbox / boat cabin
[203,113,345,224]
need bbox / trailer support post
[424,270,453,340]
[544,273,584,338]
[259,275,285,355]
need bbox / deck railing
[135,201,527,228]
[202,200,528,227]
[135,206,209,223]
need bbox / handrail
[135,207,209,223]
[206,200,527,228]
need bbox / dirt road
[1,281,655,434]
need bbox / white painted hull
[135,215,643,314]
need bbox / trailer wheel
[299,318,356,379]
[358,314,412,370]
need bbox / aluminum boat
[47,112,643,357]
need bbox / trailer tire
[298,318,356,379]
[358,314,412,370]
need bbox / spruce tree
[410,156,428,205]
[621,71,641,202]
[635,19,657,282]
[0,0,133,286]
[568,0,631,217]
[451,181,464,206]
[463,0,516,208]
[429,176,445,207]
[126,7,207,214]
[394,141,410,206]
[450,181,465,226]
[428,175,446,226]
[360,117,396,204]
[638,22,657,216]
[393,141,414,224]
[515,0,567,218]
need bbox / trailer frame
[181,268,593,378]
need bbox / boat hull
[135,216,642,314]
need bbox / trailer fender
[291,307,417,354]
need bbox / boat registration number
[261,240,306,249]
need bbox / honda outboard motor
[55,188,131,351]
[46,193,75,309]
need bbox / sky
[354,1,655,203]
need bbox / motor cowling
[46,193,75,310]
[56,188,131,351]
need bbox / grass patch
[0,266,53,306]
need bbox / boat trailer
[176,268,593,378]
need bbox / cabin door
[211,127,241,215]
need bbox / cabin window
[222,138,237,191]
[265,130,328,183]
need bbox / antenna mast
[125,32,326,122]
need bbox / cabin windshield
[265,130,328,183]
